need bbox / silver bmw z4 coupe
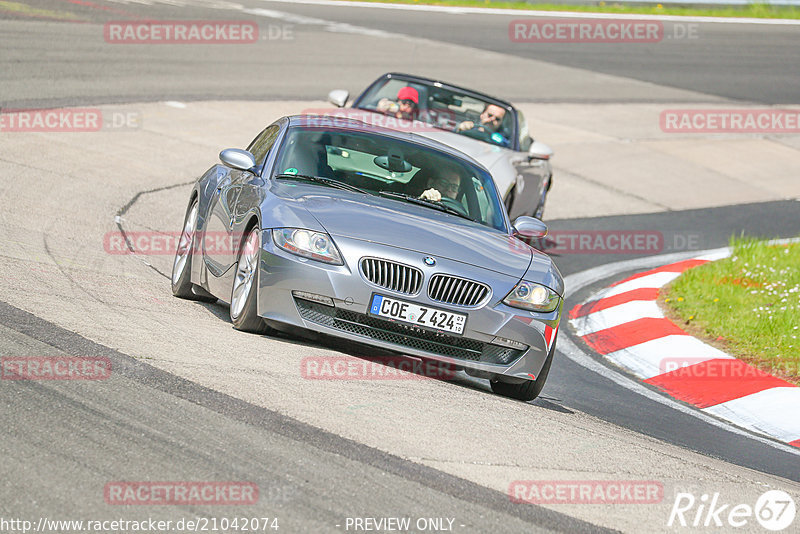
[171,115,564,401]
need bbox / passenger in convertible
[376,86,419,121]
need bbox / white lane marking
[605,335,733,380]
[164,101,187,109]
[563,244,800,454]
[257,0,800,25]
[107,0,247,7]
[243,7,398,38]
[704,388,800,443]
[602,270,681,298]
[558,334,800,454]
[693,249,732,262]
[572,300,663,336]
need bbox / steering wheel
[439,197,469,217]
[459,125,491,142]
[459,125,509,147]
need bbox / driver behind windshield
[455,104,509,146]
[376,86,419,121]
[419,169,461,202]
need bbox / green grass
[342,0,800,19]
[665,237,800,385]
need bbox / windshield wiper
[275,173,369,195]
[377,191,474,222]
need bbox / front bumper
[257,232,561,381]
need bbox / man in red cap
[376,86,419,120]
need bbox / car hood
[270,182,533,278]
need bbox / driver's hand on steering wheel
[456,120,475,132]
[419,188,442,202]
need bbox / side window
[247,125,280,166]
[518,111,532,151]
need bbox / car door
[204,124,282,276]
[203,170,245,277]
[506,110,549,219]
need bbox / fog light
[292,291,334,307]
[491,336,528,351]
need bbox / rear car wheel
[490,337,556,401]
[230,226,269,334]
[172,200,217,302]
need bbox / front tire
[230,226,269,334]
[172,200,216,302]
[490,337,556,401]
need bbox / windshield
[355,77,515,149]
[273,126,507,232]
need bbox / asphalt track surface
[2,1,800,532]
[3,0,800,107]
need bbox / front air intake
[360,258,423,295]
[428,274,490,307]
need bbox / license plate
[369,294,467,335]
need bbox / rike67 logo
[668,490,796,531]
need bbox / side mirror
[328,89,349,108]
[528,140,554,161]
[219,148,256,171]
[512,216,547,238]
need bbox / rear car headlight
[272,228,343,265]
[503,281,560,313]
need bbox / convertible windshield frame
[352,73,520,151]
[271,123,511,233]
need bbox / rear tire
[171,199,217,302]
[230,226,269,334]
[491,337,556,401]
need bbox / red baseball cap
[396,86,419,105]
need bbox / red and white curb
[569,250,800,449]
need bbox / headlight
[272,228,343,265]
[503,281,560,313]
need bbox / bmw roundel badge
[423,256,436,266]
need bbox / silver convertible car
[327,73,555,220]
[171,116,563,401]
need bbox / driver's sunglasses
[485,112,503,122]
[399,99,417,107]
[434,178,459,193]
